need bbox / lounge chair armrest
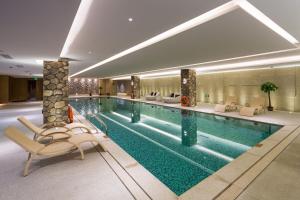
[37,131,73,142]
[39,126,72,136]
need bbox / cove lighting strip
[111,76,131,80]
[237,0,298,45]
[139,70,180,78]
[196,55,300,72]
[68,0,298,77]
[60,0,93,58]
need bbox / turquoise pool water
[70,97,281,195]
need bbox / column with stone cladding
[181,69,196,107]
[131,76,140,99]
[43,60,69,125]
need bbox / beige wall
[140,76,181,97]
[0,76,9,103]
[197,68,299,112]
[100,79,116,95]
[140,67,300,112]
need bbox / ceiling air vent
[0,53,13,59]
[15,64,24,68]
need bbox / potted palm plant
[261,82,278,111]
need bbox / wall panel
[140,67,300,112]
[0,76,9,103]
[140,76,180,97]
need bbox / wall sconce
[81,78,85,83]
[88,78,91,82]
[182,78,188,84]
[94,78,97,82]
[131,81,134,86]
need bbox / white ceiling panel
[79,8,294,77]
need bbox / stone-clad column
[131,76,140,99]
[181,69,196,107]
[43,60,69,124]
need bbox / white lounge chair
[240,97,265,117]
[162,93,181,103]
[4,126,106,176]
[214,96,238,113]
[18,116,95,141]
[145,92,160,101]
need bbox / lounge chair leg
[79,148,84,160]
[24,156,33,177]
[27,152,32,161]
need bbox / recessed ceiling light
[88,51,92,54]
[128,18,133,22]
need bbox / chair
[18,116,94,142]
[239,97,265,117]
[162,94,181,103]
[145,92,160,101]
[214,96,238,112]
[4,126,106,176]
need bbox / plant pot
[267,106,274,111]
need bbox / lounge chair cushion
[240,107,256,117]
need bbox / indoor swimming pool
[70,97,282,195]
